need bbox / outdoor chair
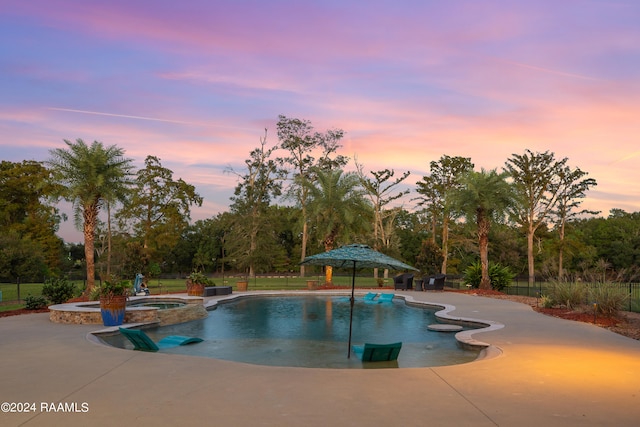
[119,327,203,352]
[363,292,378,301]
[424,274,446,291]
[377,293,395,303]
[393,273,414,290]
[339,292,378,303]
[352,342,402,362]
[362,292,381,304]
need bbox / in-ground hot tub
[49,295,208,325]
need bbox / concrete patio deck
[1,291,639,426]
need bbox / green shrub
[539,294,555,308]
[463,262,514,291]
[463,263,482,289]
[549,282,586,309]
[25,294,48,310]
[589,284,628,316]
[187,271,213,286]
[41,277,77,304]
[89,286,101,301]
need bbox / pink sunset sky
[1,0,639,243]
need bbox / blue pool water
[102,296,482,369]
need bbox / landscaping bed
[454,288,640,341]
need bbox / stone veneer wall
[49,297,208,326]
[49,308,159,325]
[157,303,208,325]
[49,310,104,325]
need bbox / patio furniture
[424,274,446,291]
[352,342,402,362]
[363,292,378,301]
[119,327,203,352]
[203,286,233,296]
[362,292,382,304]
[393,273,414,290]
[377,293,395,303]
[340,292,379,303]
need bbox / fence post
[538,277,542,299]
[17,277,21,302]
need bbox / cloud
[2,0,640,243]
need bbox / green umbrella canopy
[300,244,418,271]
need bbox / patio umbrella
[300,244,418,358]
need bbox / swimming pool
[100,295,484,368]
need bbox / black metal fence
[3,277,640,314]
[503,281,640,313]
[0,278,90,305]
[445,277,640,313]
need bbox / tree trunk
[106,202,112,280]
[299,212,308,278]
[478,215,491,290]
[558,218,566,281]
[527,224,535,287]
[249,219,258,278]
[325,265,333,284]
[83,204,98,295]
[441,216,449,274]
[323,236,335,284]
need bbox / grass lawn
[0,275,392,312]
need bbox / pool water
[103,296,482,369]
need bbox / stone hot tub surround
[49,295,208,326]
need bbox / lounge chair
[119,327,203,352]
[352,342,402,362]
[338,292,378,303]
[363,292,378,301]
[424,274,446,291]
[377,293,395,303]
[362,292,382,304]
[393,273,414,290]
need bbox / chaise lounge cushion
[119,327,203,352]
[352,342,402,362]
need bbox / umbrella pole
[347,261,356,358]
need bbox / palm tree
[452,169,513,290]
[304,168,372,284]
[47,139,133,294]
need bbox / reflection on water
[103,296,481,369]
